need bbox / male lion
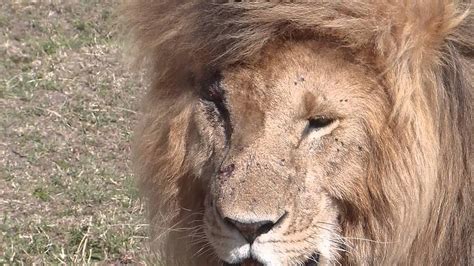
[123,0,472,265]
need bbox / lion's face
[126,0,472,263]
[191,41,388,265]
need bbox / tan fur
[122,1,472,265]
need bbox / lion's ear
[376,1,468,59]
[372,1,470,123]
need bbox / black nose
[224,218,276,244]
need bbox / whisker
[194,244,214,258]
[341,236,398,244]
[193,242,211,257]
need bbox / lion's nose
[224,218,275,244]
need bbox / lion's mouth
[223,253,320,266]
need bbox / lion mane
[122,0,472,264]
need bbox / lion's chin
[223,258,263,266]
[223,253,320,266]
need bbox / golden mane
[122,0,473,264]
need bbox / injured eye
[199,73,228,119]
[198,71,233,140]
[200,72,224,104]
[201,81,224,103]
[308,116,335,130]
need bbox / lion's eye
[200,72,224,104]
[199,73,233,140]
[201,82,224,103]
[308,117,334,130]
[302,116,339,141]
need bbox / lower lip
[223,259,262,266]
[241,259,263,266]
[223,254,319,266]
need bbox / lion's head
[123,1,472,265]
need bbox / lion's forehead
[221,42,371,101]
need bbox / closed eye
[200,71,224,104]
[199,72,233,141]
[201,82,224,104]
[200,80,228,119]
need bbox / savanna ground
[0,1,149,264]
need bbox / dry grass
[0,1,148,264]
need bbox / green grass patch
[1,1,147,264]
[33,187,50,201]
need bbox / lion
[122,0,472,265]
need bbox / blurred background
[0,1,148,264]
